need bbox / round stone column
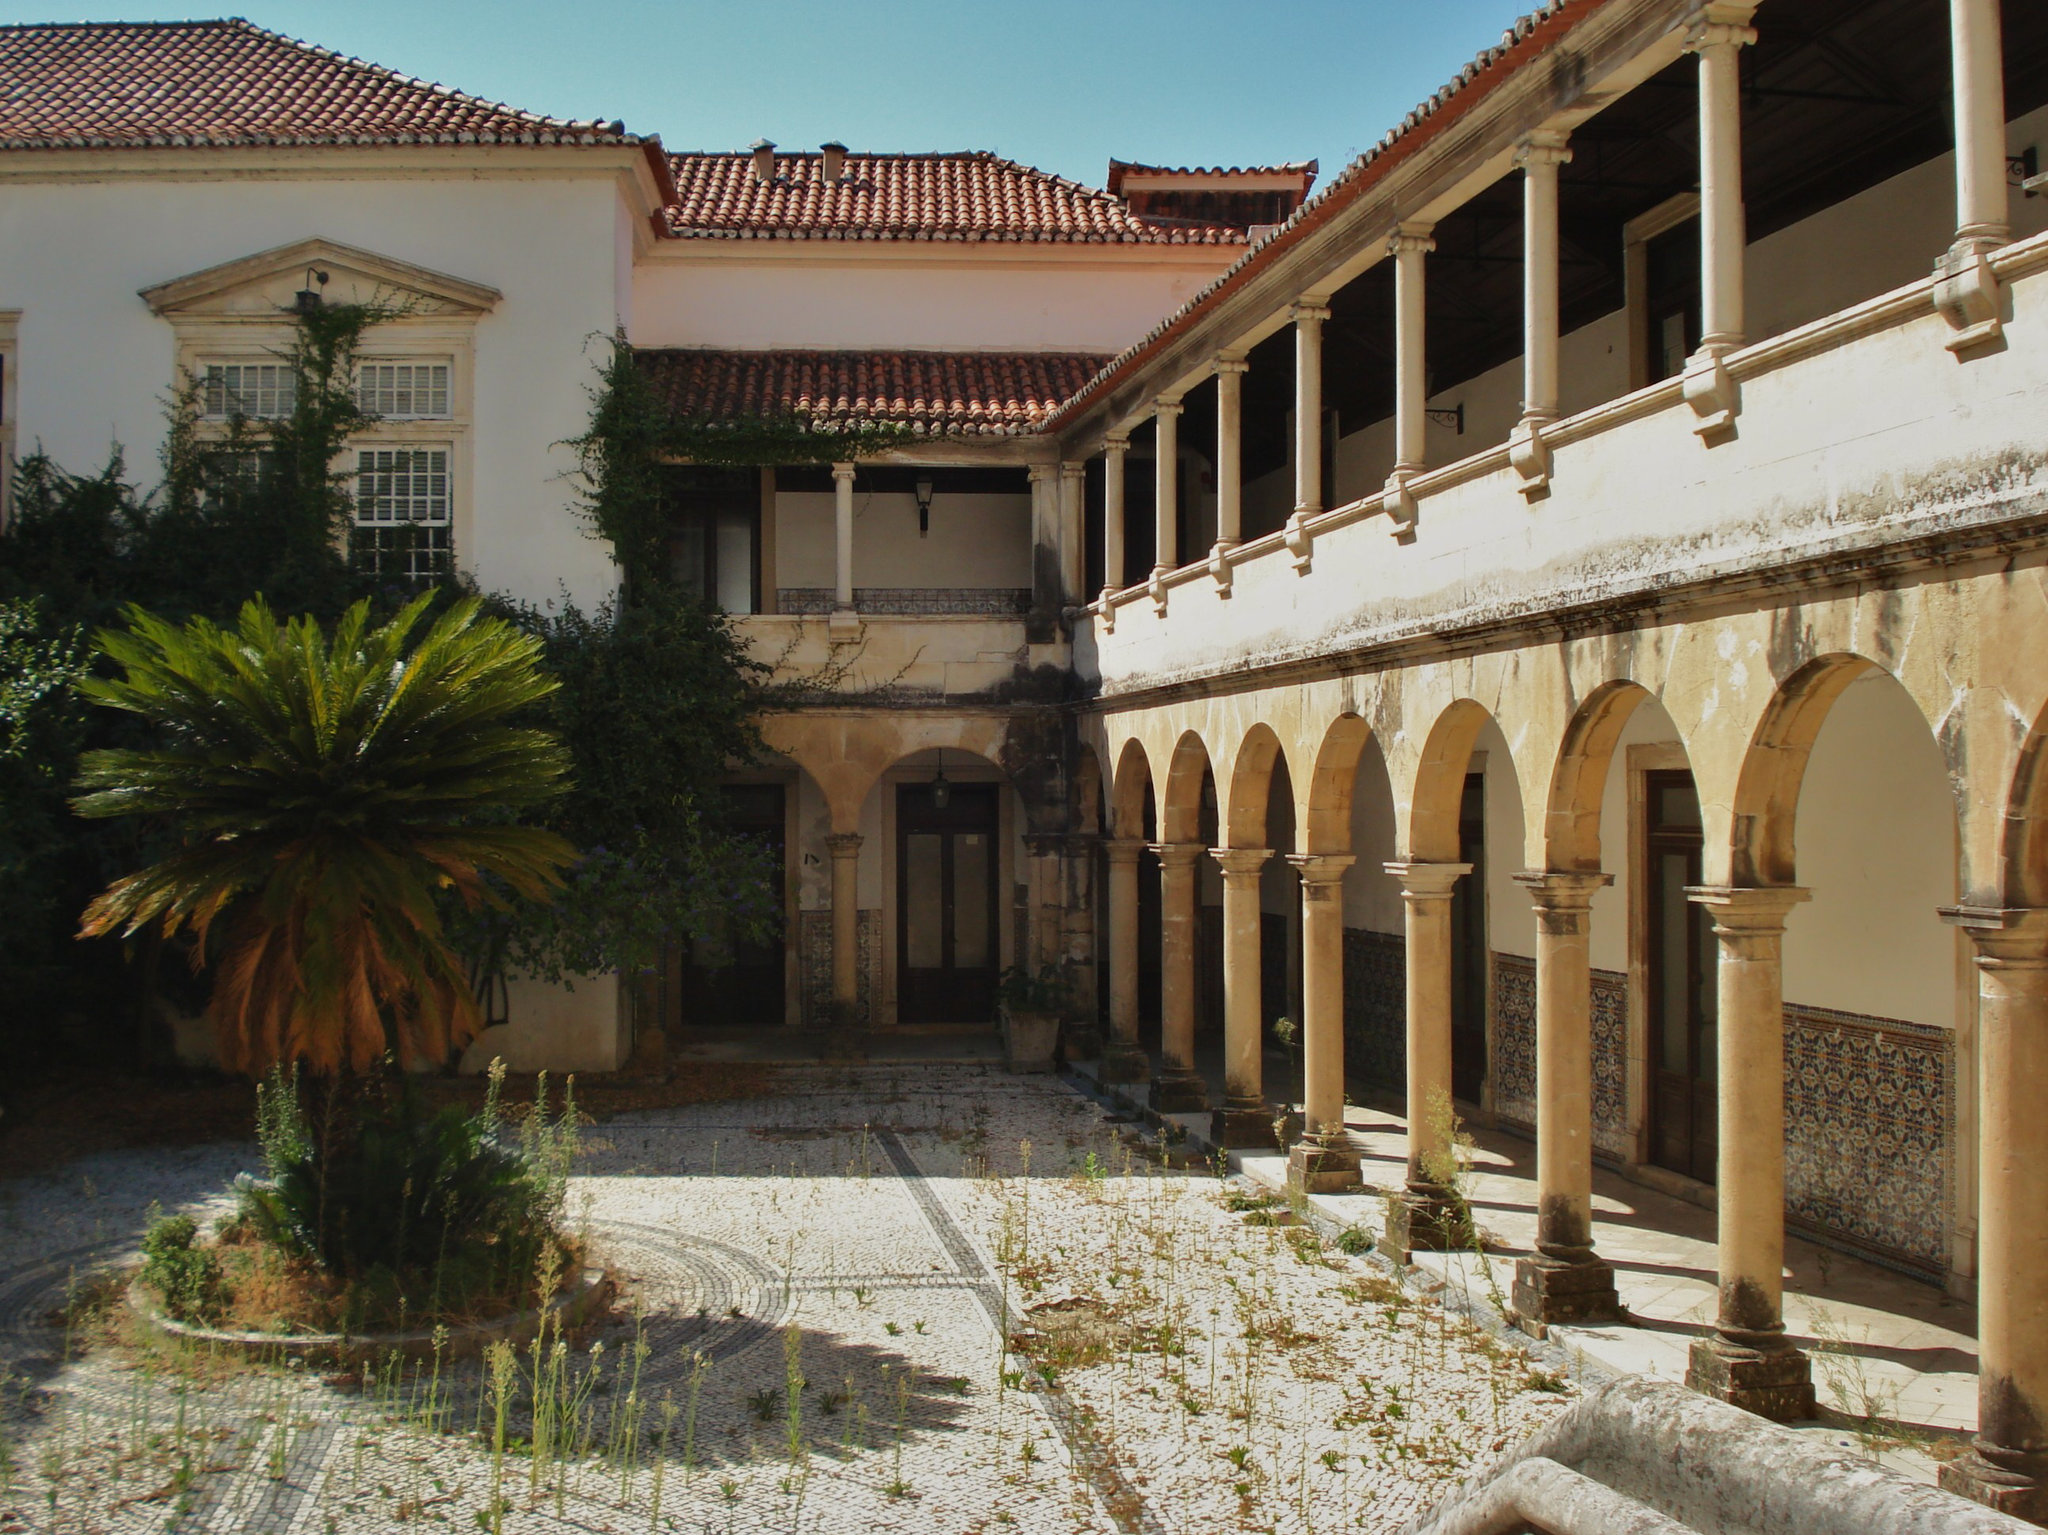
[825,832,863,1016]
[1287,853,1361,1192]
[1385,860,1472,1251]
[1150,842,1209,1113]
[1683,884,1815,1422]
[1511,870,1623,1331]
[1100,839,1149,1085]
[1212,847,1273,1147]
[1940,906,2048,1521]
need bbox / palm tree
[73,593,574,1076]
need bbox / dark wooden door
[897,783,999,1024]
[668,783,785,1027]
[1450,773,1488,1104]
[1646,770,1717,1182]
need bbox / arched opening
[1738,660,1962,1280]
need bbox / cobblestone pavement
[0,1066,1579,1533]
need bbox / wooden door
[896,783,999,1024]
[1646,770,1717,1182]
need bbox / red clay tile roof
[664,150,1249,244]
[1105,160,1318,194]
[638,350,1116,437]
[0,19,644,151]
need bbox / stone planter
[1002,1007,1061,1072]
[127,1266,612,1367]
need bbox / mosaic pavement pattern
[0,1067,1577,1533]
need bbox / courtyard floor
[0,1065,1584,1534]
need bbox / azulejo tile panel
[799,908,879,1024]
[1342,927,1406,1089]
[1589,969,1629,1159]
[777,587,1032,617]
[1783,1003,1953,1278]
[1489,957,1628,1156]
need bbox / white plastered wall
[774,489,1030,589]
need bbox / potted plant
[997,963,1069,1072]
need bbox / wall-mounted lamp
[294,267,330,316]
[914,477,936,537]
[930,748,952,810]
[1425,403,1465,435]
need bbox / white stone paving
[0,1066,1584,1533]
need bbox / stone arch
[1303,714,1376,855]
[1406,699,1498,862]
[1110,736,1155,840]
[1728,653,1885,887]
[1161,730,1214,844]
[1224,723,1290,849]
[1544,680,1655,873]
[1074,743,1104,837]
[759,714,1016,833]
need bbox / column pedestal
[1683,884,1815,1422]
[1100,839,1150,1085]
[1288,853,1360,1193]
[1939,907,2048,1521]
[1150,842,1208,1113]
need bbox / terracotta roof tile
[0,19,642,151]
[638,350,1116,438]
[665,151,1249,244]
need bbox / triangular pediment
[140,237,502,319]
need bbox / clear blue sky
[2,1,1538,188]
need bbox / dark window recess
[1645,223,1702,384]
[897,782,1001,1024]
[1450,772,1488,1105]
[1646,770,1717,1184]
[665,466,760,613]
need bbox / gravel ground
[0,1065,1576,1533]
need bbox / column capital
[1027,461,1059,484]
[825,831,863,856]
[1387,223,1437,256]
[1288,852,1356,889]
[1684,2,1757,51]
[1211,846,1272,879]
[1514,869,1614,907]
[1213,355,1251,376]
[1685,884,1809,934]
[1152,397,1185,420]
[1059,460,1087,483]
[1103,431,1130,454]
[1024,831,1066,858]
[1385,859,1471,899]
[1103,836,1147,865]
[830,462,857,483]
[1150,841,1207,870]
[1941,905,2048,963]
[1514,129,1574,169]
[1290,302,1331,325]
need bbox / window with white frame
[351,446,452,582]
[200,361,295,419]
[357,361,451,419]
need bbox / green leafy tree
[71,594,573,1075]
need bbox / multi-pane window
[357,362,451,419]
[351,446,452,581]
[201,362,295,419]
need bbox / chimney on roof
[820,141,847,182]
[750,138,777,184]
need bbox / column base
[1211,1101,1279,1150]
[1097,1043,1150,1086]
[1389,1187,1473,1257]
[1149,1069,1209,1115]
[1940,1448,2048,1522]
[826,607,861,642]
[1288,1137,1362,1194]
[1510,1253,1623,1334]
[1685,1336,1816,1423]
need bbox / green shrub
[1334,1225,1375,1256]
[141,1209,223,1323]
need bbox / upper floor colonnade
[1073,0,2033,617]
